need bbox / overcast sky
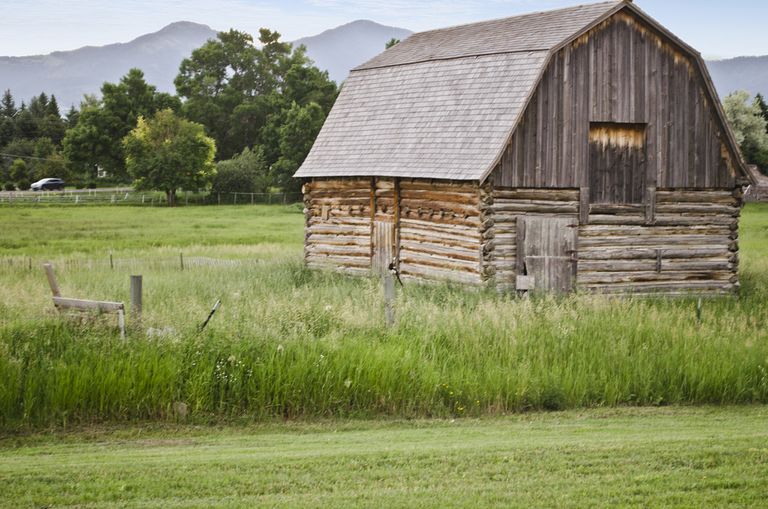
[0,0,764,59]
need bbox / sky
[0,0,765,59]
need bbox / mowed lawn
[1,407,767,508]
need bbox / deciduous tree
[123,109,216,206]
[724,90,768,172]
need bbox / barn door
[517,217,578,294]
[371,178,399,274]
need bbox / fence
[0,189,302,206]
[0,255,251,272]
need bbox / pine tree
[47,95,61,118]
[1,89,15,118]
[754,93,768,133]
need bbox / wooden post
[130,275,142,324]
[109,252,114,270]
[179,252,184,271]
[43,263,61,297]
[384,273,395,327]
[579,187,590,225]
[217,193,221,205]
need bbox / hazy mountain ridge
[0,22,219,108]
[1,19,766,109]
[294,20,412,84]
[706,56,768,98]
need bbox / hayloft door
[516,217,578,293]
[371,178,399,274]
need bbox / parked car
[31,178,65,191]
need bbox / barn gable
[489,5,749,190]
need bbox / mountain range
[0,20,764,109]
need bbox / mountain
[705,56,768,98]
[294,20,412,84]
[0,21,218,109]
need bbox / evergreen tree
[0,89,16,118]
[47,95,61,118]
[754,93,768,134]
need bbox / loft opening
[588,122,648,205]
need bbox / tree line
[0,28,337,200]
[723,91,768,174]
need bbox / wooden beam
[52,296,124,313]
[43,263,61,297]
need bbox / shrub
[211,146,270,196]
[3,182,15,191]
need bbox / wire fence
[0,189,303,206]
[0,254,254,272]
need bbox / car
[31,178,65,191]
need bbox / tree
[123,109,216,206]
[385,38,400,49]
[755,93,768,133]
[271,102,325,191]
[63,69,180,182]
[724,90,768,172]
[1,89,16,118]
[211,146,270,195]
[175,29,337,163]
[10,158,30,189]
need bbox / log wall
[303,178,373,276]
[578,189,741,295]
[303,178,485,284]
[398,179,483,285]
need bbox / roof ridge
[351,48,551,73]
[354,0,624,72]
[399,0,623,39]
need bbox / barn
[294,0,753,295]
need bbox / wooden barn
[294,0,753,295]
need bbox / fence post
[130,275,143,325]
[180,252,184,271]
[384,273,395,327]
[251,193,254,205]
[218,193,221,205]
[109,252,114,270]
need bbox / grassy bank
[1,407,767,508]
[0,204,767,429]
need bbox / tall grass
[1,204,767,429]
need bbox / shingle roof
[295,1,624,180]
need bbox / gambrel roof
[295,0,749,182]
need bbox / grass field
[1,407,767,508]
[0,204,767,429]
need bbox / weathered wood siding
[486,188,579,291]
[398,179,483,285]
[303,178,372,276]
[577,189,741,295]
[493,10,738,190]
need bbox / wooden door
[371,178,399,275]
[517,216,578,294]
[372,221,394,274]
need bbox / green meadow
[0,203,767,429]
